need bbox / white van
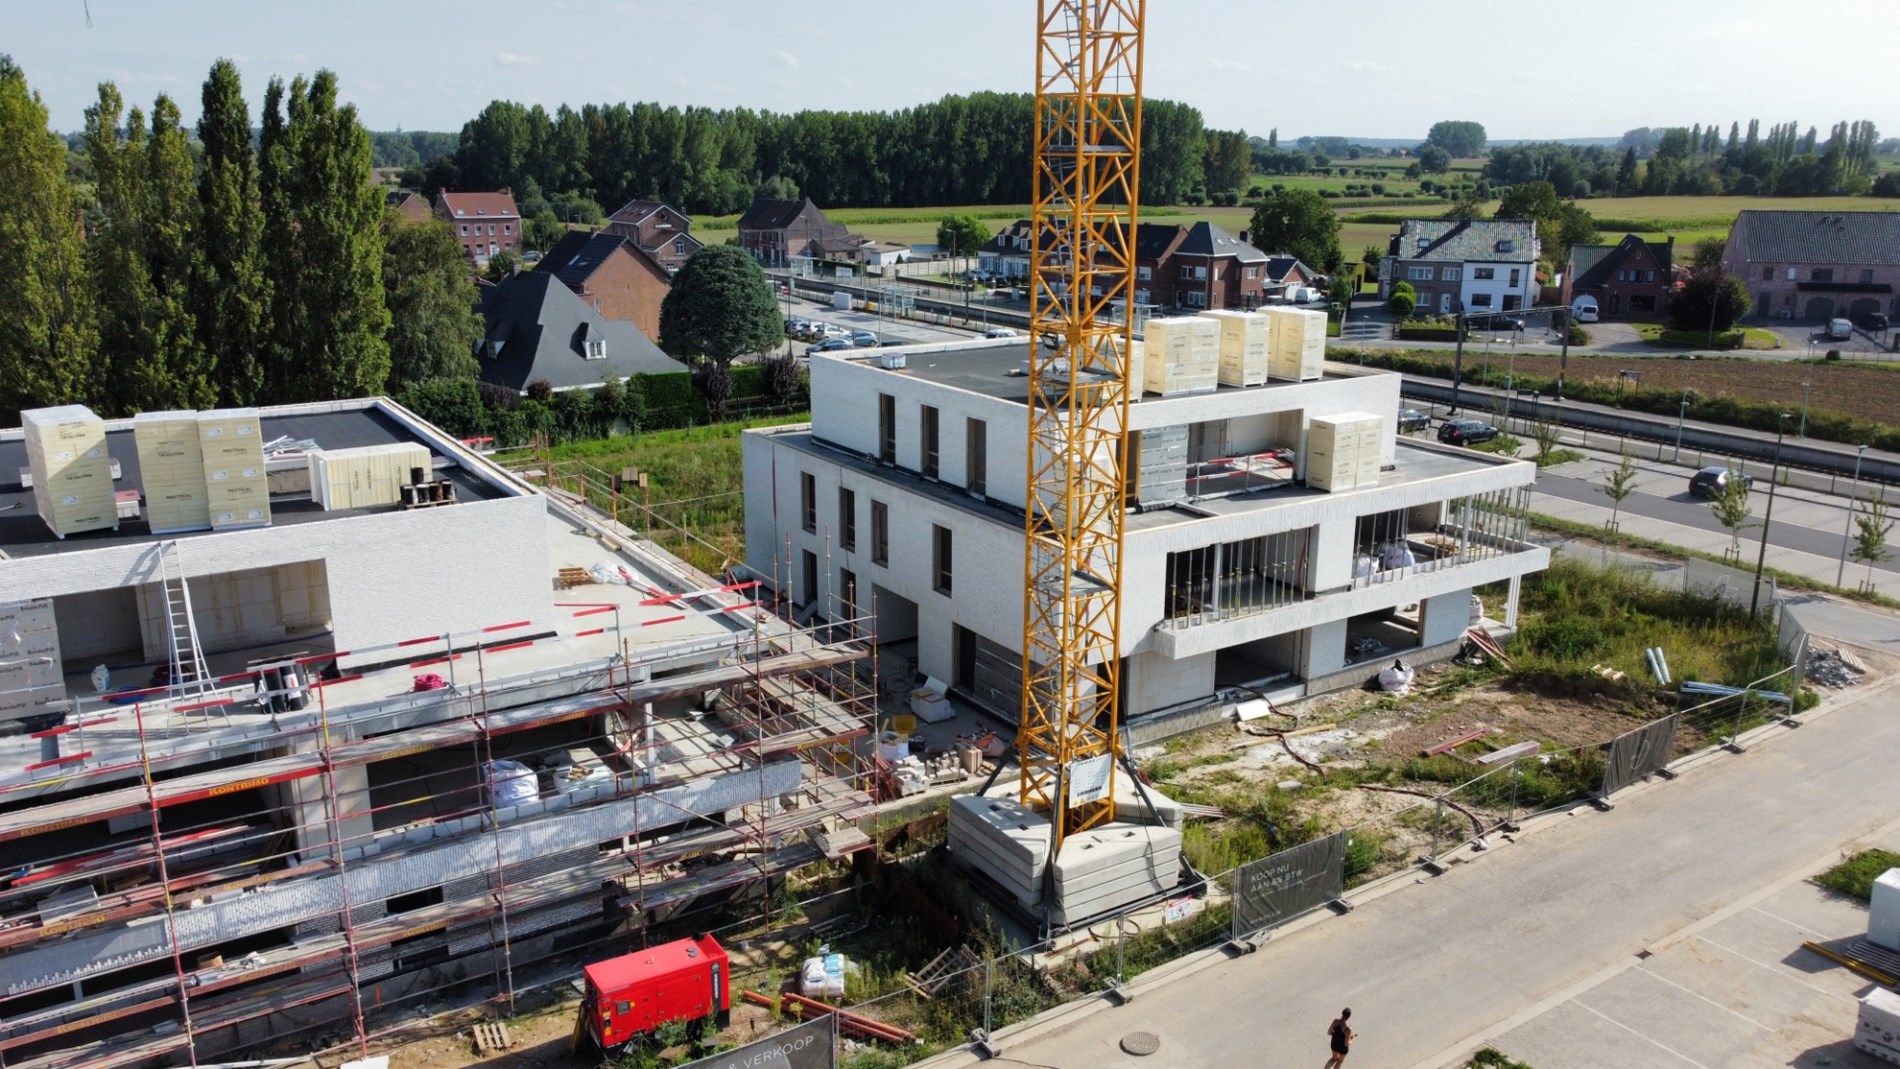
[1570,295,1600,323]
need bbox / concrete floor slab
[1573,965,1774,1066]
[1493,998,1707,1069]
[1641,935,1848,1033]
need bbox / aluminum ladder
[156,541,212,703]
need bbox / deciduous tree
[1598,453,1637,529]
[194,58,270,405]
[1246,189,1341,273]
[383,216,482,390]
[659,245,782,365]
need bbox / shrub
[1825,349,1842,361]
[1387,291,1416,316]
[1815,849,1900,901]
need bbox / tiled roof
[738,196,819,231]
[607,199,666,224]
[1396,219,1537,262]
[1729,210,1900,265]
[533,231,659,288]
[1569,234,1673,290]
[435,191,521,220]
[1263,255,1315,283]
[476,272,683,392]
[1175,222,1268,264]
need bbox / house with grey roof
[1379,219,1540,317]
[476,271,685,394]
[1719,210,1900,323]
[1561,235,1675,320]
[977,218,1272,311]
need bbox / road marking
[1687,933,1862,1007]
[1572,999,1712,1068]
[1626,963,1773,1031]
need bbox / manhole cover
[1120,1031,1161,1056]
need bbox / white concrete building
[743,338,1548,726]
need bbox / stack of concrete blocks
[948,789,1184,925]
[1858,987,1900,1065]
[22,406,116,538]
[0,598,64,728]
[1202,309,1271,387]
[1142,316,1218,396]
[133,411,212,534]
[307,443,432,511]
[1305,412,1383,492]
[1265,306,1327,382]
[198,410,271,530]
[1135,424,1188,507]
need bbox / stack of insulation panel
[1141,316,1218,395]
[198,409,270,530]
[1266,306,1327,382]
[1304,411,1384,492]
[0,598,64,727]
[1119,337,1145,397]
[307,443,432,511]
[133,411,211,534]
[1201,309,1270,387]
[21,406,116,538]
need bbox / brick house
[533,231,672,341]
[979,218,1271,311]
[1562,234,1675,319]
[385,190,432,223]
[1379,219,1539,317]
[737,197,859,266]
[434,191,522,264]
[602,199,701,274]
[1720,210,1900,322]
[477,273,683,394]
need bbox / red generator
[582,934,731,1052]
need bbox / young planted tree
[1532,416,1564,466]
[1598,453,1638,530]
[1709,468,1755,561]
[936,215,990,264]
[1850,495,1893,592]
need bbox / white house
[1379,219,1541,317]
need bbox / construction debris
[1806,647,1867,688]
[1422,727,1489,757]
[906,945,981,998]
[1477,741,1541,766]
[472,1019,512,1054]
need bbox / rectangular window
[1137,265,1152,280]
[1645,270,1656,282]
[799,472,816,533]
[503,224,512,235]
[1185,291,1207,308]
[838,487,856,550]
[460,224,468,236]
[1244,266,1258,279]
[877,393,895,463]
[1473,267,1496,281]
[932,525,953,595]
[1629,295,1657,313]
[1408,266,1433,281]
[1861,269,1875,284]
[1470,293,1494,307]
[1508,269,1521,287]
[488,224,497,235]
[675,238,686,255]
[1179,265,1193,279]
[966,419,987,496]
[1786,267,1798,281]
[1812,268,1834,282]
[1761,266,1773,281]
[920,405,939,478]
[1441,267,1461,281]
[870,500,889,566]
[801,550,818,607]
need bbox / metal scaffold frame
[1020,0,1145,853]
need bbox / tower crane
[1018,0,1145,857]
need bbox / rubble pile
[1806,647,1868,688]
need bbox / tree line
[0,56,483,423]
[431,92,1225,216]
[1490,118,1885,198]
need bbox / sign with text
[1067,753,1114,807]
[1601,713,1679,798]
[1231,831,1348,940]
[677,1016,834,1069]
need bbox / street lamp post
[1674,389,1691,462]
[1749,412,1792,618]
[1836,443,1869,586]
[1798,380,1812,438]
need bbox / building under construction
[0,397,875,1068]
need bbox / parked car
[848,330,879,348]
[1437,419,1499,446]
[1825,317,1854,341]
[805,338,853,356]
[983,326,1020,339]
[1570,295,1600,323]
[1397,408,1431,434]
[1856,310,1890,332]
[785,316,810,335]
[812,322,848,339]
[1688,466,1753,498]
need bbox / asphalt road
[1533,470,1900,575]
[925,675,1900,1069]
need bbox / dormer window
[1496,239,1515,253]
[585,339,607,360]
[477,208,487,216]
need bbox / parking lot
[1758,318,1899,359]
[778,291,984,351]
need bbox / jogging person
[1324,1008,1354,1067]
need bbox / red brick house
[982,219,1271,312]
[1562,234,1675,319]
[533,231,672,342]
[603,199,701,274]
[737,196,860,266]
[434,191,522,264]
[386,189,432,222]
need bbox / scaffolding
[0,487,875,1069]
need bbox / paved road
[929,676,1900,1069]
[1534,469,1900,576]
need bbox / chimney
[1239,229,1250,244]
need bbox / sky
[10,0,1900,140]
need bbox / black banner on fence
[1601,713,1679,797]
[678,1016,835,1069]
[1232,831,1348,940]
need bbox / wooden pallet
[906,944,981,998]
[555,567,593,589]
[472,1019,512,1054]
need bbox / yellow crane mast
[1019,0,1145,856]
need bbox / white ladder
[156,541,211,699]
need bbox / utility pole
[1836,443,1868,586]
[1555,308,1570,401]
[1798,380,1812,438]
[1450,314,1466,414]
[1750,412,1792,618]
[1674,389,1691,462]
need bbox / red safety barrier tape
[718,602,758,614]
[396,635,444,648]
[481,620,532,634]
[311,674,363,689]
[24,752,89,773]
[641,614,687,627]
[569,606,617,618]
[575,627,606,638]
[408,654,462,669]
[485,640,534,654]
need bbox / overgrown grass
[1535,447,1586,468]
[1814,849,1900,901]
[1636,323,1781,351]
[1467,1049,1536,1069]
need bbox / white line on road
[1572,999,1715,1069]
[1626,964,1774,1031]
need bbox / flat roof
[0,405,507,557]
[834,340,1368,406]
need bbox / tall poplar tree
[0,56,98,418]
[194,59,269,405]
[84,83,155,415]
[142,93,212,410]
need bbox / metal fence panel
[1231,831,1347,940]
[1601,713,1680,797]
[677,1016,835,1069]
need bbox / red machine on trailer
[580,934,731,1052]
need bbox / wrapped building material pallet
[1305,411,1383,492]
[1265,306,1327,382]
[0,598,64,727]
[21,405,116,537]
[1201,309,1270,387]
[198,409,270,530]
[1141,316,1218,396]
[308,443,432,511]
[134,411,211,534]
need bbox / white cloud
[495,52,538,68]
[776,50,800,68]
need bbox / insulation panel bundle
[0,598,64,726]
[307,443,432,511]
[133,411,212,534]
[1201,309,1270,387]
[21,406,116,537]
[1265,306,1327,382]
[1305,411,1384,492]
[1141,316,1218,396]
[198,409,270,530]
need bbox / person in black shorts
[1324,1007,1354,1067]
